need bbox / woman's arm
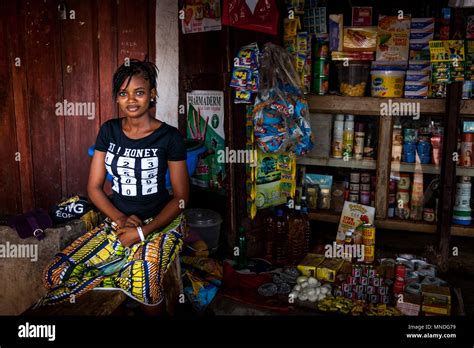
[141,160,189,236]
[87,150,128,226]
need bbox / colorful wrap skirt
[38,214,185,307]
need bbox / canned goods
[382,295,391,304]
[366,285,375,294]
[364,245,375,264]
[367,266,377,277]
[369,294,380,304]
[360,277,368,285]
[395,263,407,281]
[334,288,344,297]
[361,265,369,277]
[423,208,435,222]
[378,286,389,296]
[356,285,365,293]
[398,173,411,190]
[342,283,352,292]
[314,41,329,58]
[373,277,382,287]
[349,193,359,203]
[360,183,371,191]
[313,58,329,77]
[350,172,361,183]
[347,275,355,285]
[357,293,366,301]
[312,77,329,95]
[362,224,376,246]
[350,183,360,192]
[360,173,371,183]
[351,265,361,278]
[360,191,371,205]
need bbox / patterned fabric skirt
[38,214,185,307]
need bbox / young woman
[39,59,189,315]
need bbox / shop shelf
[306,95,446,116]
[391,162,441,175]
[456,166,474,177]
[308,210,341,223]
[297,157,377,170]
[451,225,474,237]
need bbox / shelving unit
[303,94,474,238]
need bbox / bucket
[184,208,223,255]
[370,70,406,98]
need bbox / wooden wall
[0,0,155,214]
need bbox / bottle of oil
[273,209,288,266]
[288,204,305,265]
[301,196,311,255]
[264,208,275,261]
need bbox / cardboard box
[316,257,344,282]
[297,253,325,277]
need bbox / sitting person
[38,59,189,315]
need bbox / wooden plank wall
[0,0,155,214]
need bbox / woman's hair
[112,59,159,109]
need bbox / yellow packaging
[370,70,406,98]
[316,258,344,282]
[422,304,451,315]
[297,253,325,277]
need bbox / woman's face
[116,74,156,118]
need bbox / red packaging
[395,263,406,281]
[352,7,372,26]
[222,0,280,35]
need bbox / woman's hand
[125,215,142,227]
[115,226,141,247]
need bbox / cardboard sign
[336,201,375,242]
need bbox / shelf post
[437,82,462,272]
[375,113,393,219]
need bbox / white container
[456,182,472,196]
[184,209,223,254]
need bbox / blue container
[417,140,431,164]
[403,143,417,163]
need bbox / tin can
[367,266,377,277]
[369,294,380,304]
[356,285,365,293]
[350,172,361,183]
[398,173,411,190]
[314,40,329,58]
[364,245,375,264]
[361,265,369,277]
[313,58,329,77]
[360,191,371,205]
[357,293,366,301]
[352,265,361,278]
[350,183,360,192]
[360,277,368,285]
[349,193,359,203]
[360,172,371,183]
[350,292,357,300]
[395,263,407,281]
[347,275,355,285]
[378,286,389,296]
[366,285,375,294]
[393,281,404,294]
[382,295,391,304]
[334,288,344,297]
[362,224,376,246]
[342,283,352,292]
[372,277,382,287]
[312,77,328,95]
[423,208,435,222]
[361,183,371,191]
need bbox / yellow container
[370,70,406,98]
[297,253,325,277]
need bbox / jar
[398,173,411,190]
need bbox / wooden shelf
[456,166,474,177]
[460,99,474,116]
[298,157,377,170]
[391,162,441,175]
[451,225,474,237]
[306,95,446,116]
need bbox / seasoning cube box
[316,257,345,282]
[297,253,325,277]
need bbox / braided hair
[112,59,159,109]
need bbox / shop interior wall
[0,0,156,215]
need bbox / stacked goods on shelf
[332,115,377,161]
[312,41,329,95]
[230,43,260,104]
[405,18,434,99]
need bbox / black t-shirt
[94,118,186,220]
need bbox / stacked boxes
[341,264,391,304]
[405,18,435,99]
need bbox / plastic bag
[253,43,314,156]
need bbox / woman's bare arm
[141,160,189,236]
[87,150,127,224]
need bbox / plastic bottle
[354,122,365,160]
[301,196,311,255]
[273,209,288,266]
[235,226,248,269]
[332,114,345,158]
[264,208,274,261]
[288,204,305,265]
[343,115,355,159]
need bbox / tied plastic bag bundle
[253,43,314,156]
